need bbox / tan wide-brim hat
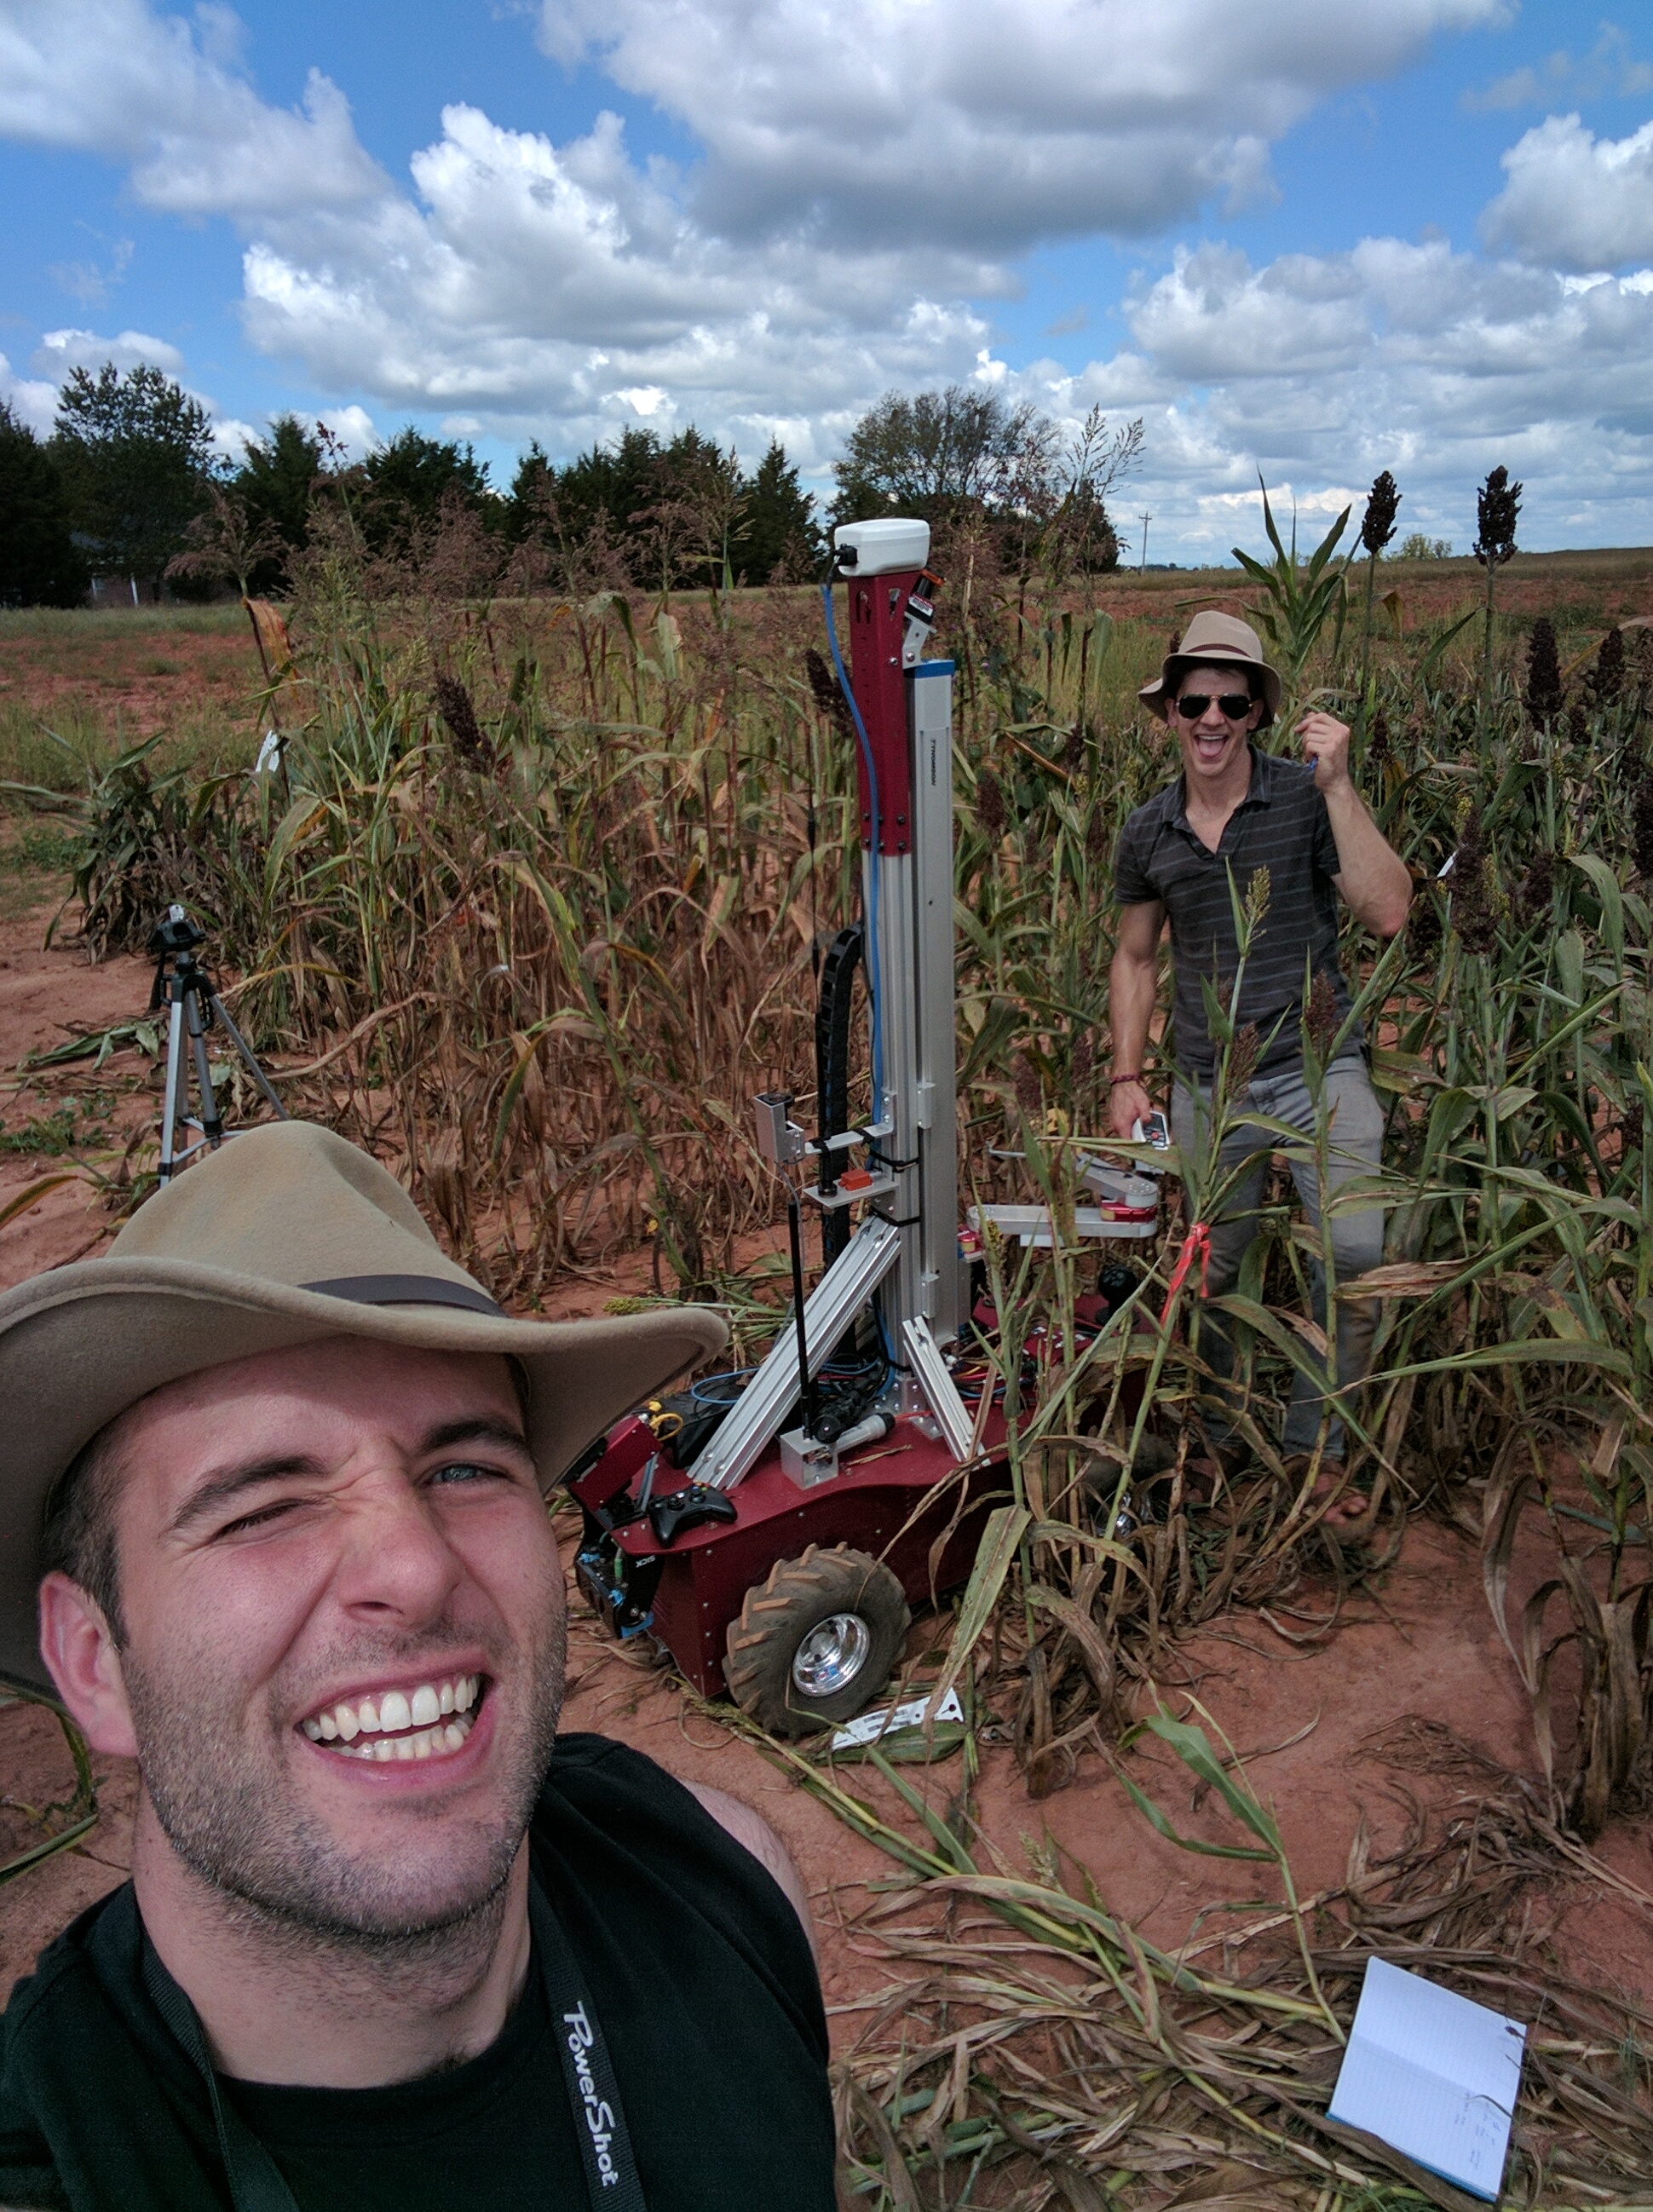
[0,1122,728,1695]
[1138,608,1282,724]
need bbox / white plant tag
[830,1686,964,1751]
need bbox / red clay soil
[0,617,265,743]
[2,881,1651,2054]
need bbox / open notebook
[1328,1957,1526,2201]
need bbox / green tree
[831,385,1042,525]
[232,414,324,588]
[1018,407,1138,580]
[0,405,87,608]
[360,426,496,548]
[554,426,663,546]
[510,425,820,591]
[49,362,216,591]
[634,429,746,591]
[832,389,1138,586]
[505,441,554,544]
[734,440,822,581]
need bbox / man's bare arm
[685,1781,815,1956]
[1298,711,1412,937]
[1108,899,1165,1138]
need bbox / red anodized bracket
[844,569,920,855]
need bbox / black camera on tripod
[146,902,287,1184]
[147,906,206,962]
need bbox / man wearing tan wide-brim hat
[1111,609,1412,1524]
[0,1122,835,2211]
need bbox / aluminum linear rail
[689,1215,902,1492]
[901,1316,975,1463]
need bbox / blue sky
[2,0,1650,559]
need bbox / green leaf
[1115,1715,1277,1861]
[1415,608,1476,683]
[1570,854,1625,971]
[1374,1337,1631,1383]
[922,1505,1030,1724]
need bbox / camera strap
[141,1882,647,2212]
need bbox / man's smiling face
[1172,661,1264,792]
[57,1338,565,1943]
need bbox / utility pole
[1138,513,1152,573]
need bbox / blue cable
[690,1368,756,1404]
[821,582,884,1106]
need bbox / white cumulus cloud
[1482,113,1653,271]
[32,326,187,378]
[1021,241,1653,553]
[3,0,1652,546]
[0,0,385,218]
[0,356,61,436]
[536,0,1502,249]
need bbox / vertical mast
[683,519,959,1492]
[835,523,959,1372]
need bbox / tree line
[0,360,1138,609]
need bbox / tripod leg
[186,989,223,1144]
[208,994,289,1120]
[158,989,187,1184]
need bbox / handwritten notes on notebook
[1328,1957,1526,2201]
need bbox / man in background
[1108,610,1411,1517]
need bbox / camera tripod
[148,905,288,1184]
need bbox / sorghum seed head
[976,767,1008,838]
[1473,465,1522,571]
[1361,470,1402,556]
[1587,625,1626,706]
[1305,968,1339,1061]
[433,672,492,769]
[1525,616,1564,728]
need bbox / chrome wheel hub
[792,1611,872,1698]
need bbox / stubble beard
[124,1602,566,1976]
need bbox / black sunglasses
[1173,691,1253,721]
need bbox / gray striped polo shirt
[1113,745,1356,1080]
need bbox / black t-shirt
[0,1734,834,2212]
[228,1956,565,2209]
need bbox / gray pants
[1171,1055,1385,1461]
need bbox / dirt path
[2,880,1650,2050]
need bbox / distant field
[1088,545,1653,632]
[0,602,265,791]
[1,547,1648,798]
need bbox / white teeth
[308,1677,480,1748]
[324,1708,474,1761]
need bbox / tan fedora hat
[0,1121,728,1695]
[1138,608,1282,724]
